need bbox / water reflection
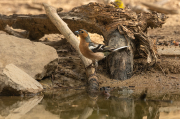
[42,91,180,119]
[0,91,180,119]
[0,96,43,119]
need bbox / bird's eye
[81,31,84,33]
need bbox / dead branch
[41,39,67,46]
[43,3,99,92]
[4,25,29,38]
[25,3,43,11]
[141,2,179,14]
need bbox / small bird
[74,29,128,68]
[114,0,124,9]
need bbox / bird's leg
[85,60,98,76]
[85,60,97,68]
[86,62,94,69]
[93,60,98,74]
[94,60,98,68]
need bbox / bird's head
[74,29,91,43]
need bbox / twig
[25,3,43,11]
[4,25,29,38]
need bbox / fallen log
[0,3,166,41]
[0,13,102,40]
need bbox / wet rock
[0,34,58,79]
[0,64,43,96]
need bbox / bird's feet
[86,60,98,69]
[85,61,99,76]
[94,60,98,68]
[85,63,95,69]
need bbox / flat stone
[0,64,43,96]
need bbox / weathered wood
[0,3,166,41]
[141,2,179,14]
[43,3,99,92]
[0,14,102,40]
[41,40,67,47]
[107,30,134,80]
[4,25,29,38]
[157,46,180,56]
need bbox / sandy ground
[1,0,180,97]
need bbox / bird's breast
[79,42,105,61]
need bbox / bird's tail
[112,46,129,52]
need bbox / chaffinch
[74,29,128,67]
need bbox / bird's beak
[74,31,79,36]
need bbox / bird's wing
[88,42,115,53]
[89,42,129,53]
